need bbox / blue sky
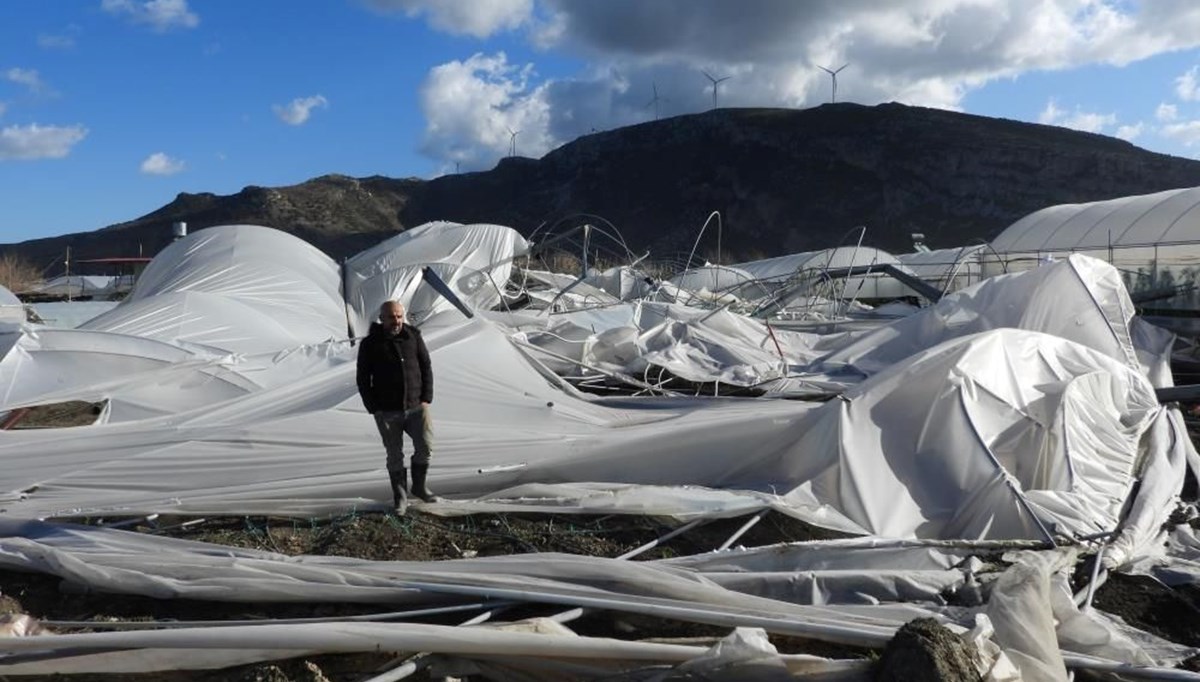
[4,0,1200,244]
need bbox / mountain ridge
[7,102,1200,270]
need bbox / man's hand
[421,402,430,408]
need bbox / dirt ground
[5,405,1200,680]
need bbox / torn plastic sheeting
[773,328,1161,541]
[0,318,827,521]
[985,549,1071,682]
[93,225,347,355]
[582,265,657,301]
[84,290,346,356]
[0,519,936,645]
[0,321,1171,550]
[697,568,965,605]
[516,301,828,388]
[1126,523,1200,588]
[0,237,1184,558]
[0,621,712,676]
[664,538,982,573]
[344,221,528,332]
[808,255,1150,381]
[0,329,267,423]
[983,548,1198,680]
[2,520,1192,673]
[1105,408,1194,569]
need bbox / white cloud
[1037,99,1117,132]
[1115,122,1144,141]
[272,95,329,125]
[139,152,185,175]
[1157,103,1179,122]
[1177,65,1200,102]
[5,68,46,93]
[1064,110,1117,133]
[403,2,1200,167]
[1038,99,1064,125]
[366,0,533,38]
[419,52,552,170]
[1161,120,1200,147]
[0,123,87,160]
[37,24,82,49]
[101,0,199,32]
[37,33,75,49]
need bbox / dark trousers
[373,405,433,473]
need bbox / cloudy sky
[5,0,1200,243]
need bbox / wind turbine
[506,127,520,157]
[645,82,667,120]
[702,70,731,109]
[819,63,848,103]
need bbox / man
[356,300,435,512]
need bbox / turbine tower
[646,82,667,120]
[506,127,520,157]
[702,70,731,109]
[819,63,848,103]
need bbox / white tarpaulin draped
[0,285,22,325]
[767,329,1166,541]
[512,301,823,386]
[0,519,1191,676]
[0,227,1186,561]
[1,224,1198,677]
[807,255,1151,380]
[90,224,348,353]
[344,220,528,331]
[0,316,1179,555]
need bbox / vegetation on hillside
[0,252,42,293]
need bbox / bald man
[356,300,435,512]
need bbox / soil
[4,401,102,429]
[875,617,980,682]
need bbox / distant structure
[819,63,848,103]
[172,221,188,241]
[646,82,667,120]
[506,127,521,157]
[702,70,731,109]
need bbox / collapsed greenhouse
[2,219,1200,680]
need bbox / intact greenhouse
[986,186,1200,319]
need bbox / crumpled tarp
[1,224,1198,678]
[0,229,1188,558]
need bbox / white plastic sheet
[344,221,528,330]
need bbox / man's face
[380,303,405,333]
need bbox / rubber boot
[388,468,409,515]
[410,463,436,503]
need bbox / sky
[5,0,1200,245]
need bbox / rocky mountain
[8,102,1200,270]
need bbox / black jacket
[356,322,433,413]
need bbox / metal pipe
[1063,653,1200,681]
[394,580,894,648]
[511,337,683,396]
[617,517,707,560]
[1082,544,1107,611]
[1,407,31,430]
[717,510,768,551]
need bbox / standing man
[356,300,436,512]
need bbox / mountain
[8,102,1200,270]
